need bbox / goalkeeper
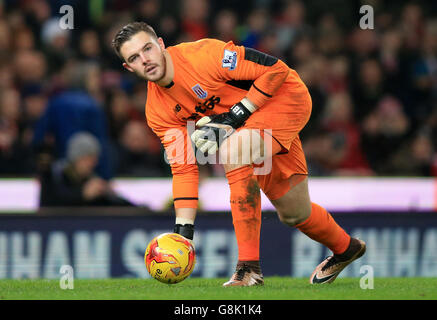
[112,22,366,286]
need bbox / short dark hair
[112,22,158,60]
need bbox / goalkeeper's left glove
[191,98,257,155]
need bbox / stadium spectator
[315,13,344,57]
[106,89,140,141]
[13,26,35,51]
[13,50,47,88]
[213,9,239,43]
[351,58,387,122]
[400,3,425,51]
[275,0,308,52]
[0,88,28,174]
[410,20,437,124]
[304,92,372,176]
[321,92,372,175]
[134,0,162,29]
[379,29,403,91]
[40,17,72,73]
[114,120,167,177]
[32,62,113,180]
[39,132,134,207]
[361,95,412,175]
[390,129,434,176]
[78,29,102,64]
[0,20,12,58]
[180,0,210,41]
[239,8,269,50]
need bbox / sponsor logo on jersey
[191,84,208,99]
[222,50,237,70]
[180,95,221,121]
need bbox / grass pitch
[0,277,436,300]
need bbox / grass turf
[0,277,436,300]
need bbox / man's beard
[138,53,167,82]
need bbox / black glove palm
[191,102,252,155]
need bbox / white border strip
[0,178,435,212]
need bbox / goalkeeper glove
[191,98,257,155]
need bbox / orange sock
[295,202,350,254]
[226,165,261,261]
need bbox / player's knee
[219,129,263,170]
[272,176,311,226]
[220,143,241,172]
[276,205,310,226]
[219,140,249,170]
[219,141,238,167]
[277,210,303,226]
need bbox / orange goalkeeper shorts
[239,89,312,200]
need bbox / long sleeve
[153,124,199,209]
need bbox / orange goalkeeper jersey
[145,38,310,209]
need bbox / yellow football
[144,233,196,284]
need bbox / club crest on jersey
[222,49,237,70]
[191,84,208,99]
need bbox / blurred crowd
[0,0,436,181]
